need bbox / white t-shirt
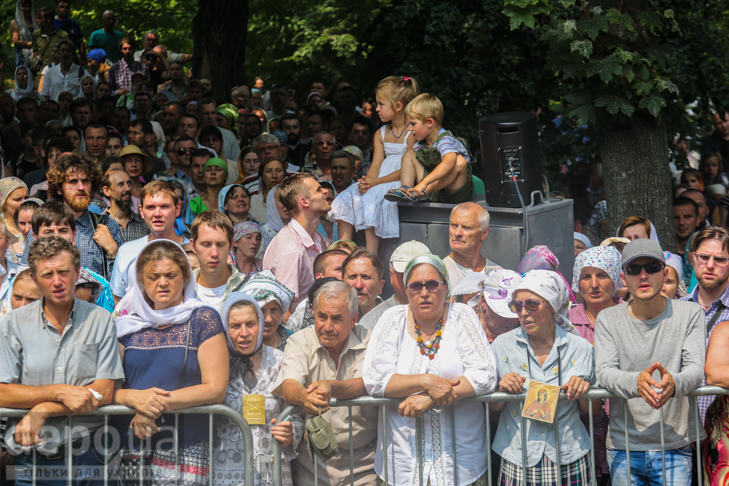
[195,283,227,309]
[109,235,190,297]
[443,254,503,289]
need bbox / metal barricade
[0,404,255,486]
[272,386,729,486]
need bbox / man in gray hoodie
[595,238,706,485]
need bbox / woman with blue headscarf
[213,292,303,486]
[363,255,498,486]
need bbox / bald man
[443,202,502,288]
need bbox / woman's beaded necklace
[415,317,444,360]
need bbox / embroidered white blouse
[362,303,498,486]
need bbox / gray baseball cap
[621,238,665,267]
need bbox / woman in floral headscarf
[240,271,295,350]
[232,222,263,277]
[0,177,29,261]
[363,254,498,486]
[213,292,303,486]
[569,245,622,482]
[517,245,577,303]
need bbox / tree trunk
[192,0,248,102]
[597,109,676,250]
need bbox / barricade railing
[272,386,729,486]
[0,404,254,486]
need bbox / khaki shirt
[274,325,377,450]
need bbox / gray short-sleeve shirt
[0,298,125,454]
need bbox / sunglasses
[623,262,664,276]
[407,280,445,294]
[695,253,729,265]
[508,299,545,314]
[316,141,334,146]
[177,147,195,155]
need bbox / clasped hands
[398,375,461,418]
[637,362,675,410]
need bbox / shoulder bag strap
[707,302,727,335]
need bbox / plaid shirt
[104,210,150,244]
[108,58,149,95]
[681,284,729,423]
[22,211,124,278]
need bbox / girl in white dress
[328,76,419,253]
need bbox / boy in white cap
[359,240,431,330]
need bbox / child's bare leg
[364,227,380,254]
[425,155,469,194]
[337,221,355,241]
[397,150,418,187]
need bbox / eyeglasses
[407,280,445,294]
[508,299,545,314]
[316,141,334,146]
[177,148,195,155]
[623,262,664,276]
[695,254,729,265]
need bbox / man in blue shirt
[53,0,84,61]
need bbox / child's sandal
[384,186,414,202]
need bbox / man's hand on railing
[126,388,171,419]
[398,394,435,418]
[638,362,676,410]
[304,381,332,415]
[55,385,99,413]
[131,412,161,440]
[424,375,460,406]
[498,372,526,395]
[15,404,52,446]
[561,376,591,400]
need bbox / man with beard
[681,225,729,423]
[101,168,149,243]
[109,180,186,303]
[21,153,123,277]
[83,122,108,167]
[111,106,131,136]
[281,114,307,167]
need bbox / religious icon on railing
[522,381,559,424]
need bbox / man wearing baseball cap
[359,241,431,330]
[594,238,706,484]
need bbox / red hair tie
[402,76,410,82]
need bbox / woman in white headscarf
[213,292,304,486]
[240,270,295,350]
[491,269,602,486]
[261,185,290,249]
[112,239,229,486]
[8,66,41,102]
[9,0,36,67]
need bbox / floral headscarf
[0,177,28,214]
[233,221,261,242]
[403,254,451,300]
[517,245,576,303]
[514,269,578,335]
[240,270,295,316]
[571,246,622,295]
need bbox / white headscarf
[115,239,214,337]
[11,66,34,100]
[513,269,578,335]
[14,0,37,46]
[574,232,592,250]
[221,292,264,360]
[265,185,285,232]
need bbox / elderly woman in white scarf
[112,239,229,486]
[213,292,304,486]
[240,270,295,351]
[491,270,602,486]
[363,255,498,486]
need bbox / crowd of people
[0,1,728,486]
